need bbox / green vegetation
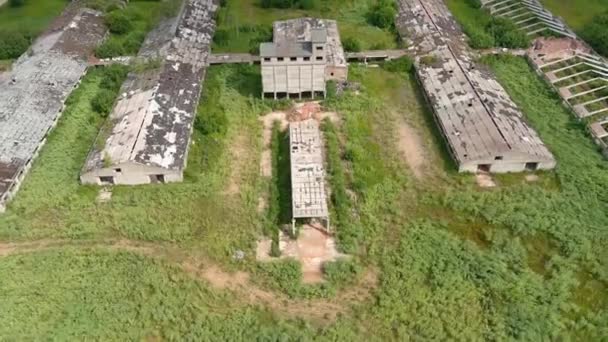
[446,0,530,49]
[91,65,128,117]
[541,0,608,30]
[1,51,607,338]
[214,0,398,53]
[579,11,608,57]
[95,1,180,58]
[260,0,314,9]
[0,248,311,340]
[0,0,66,59]
[366,0,396,30]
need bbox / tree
[0,31,29,59]
[580,12,608,57]
[367,1,396,29]
[342,37,361,52]
[9,0,25,7]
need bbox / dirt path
[0,0,7,7]
[396,117,428,179]
[224,132,251,195]
[0,238,377,323]
[259,112,288,178]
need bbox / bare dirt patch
[0,238,375,324]
[476,173,497,188]
[97,188,112,203]
[257,224,348,284]
[396,117,429,179]
[525,174,540,182]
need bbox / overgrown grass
[95,0,181,58]
[213,0,398,53]
[0,65,265,264]
[541,0,608,30]
[1,56,607,339]
[0,248,313,340]
[446,0,530,49]
[0,0,66,34]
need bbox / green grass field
[1,57,606,339]
[213,0,398,53]
[541,0,608,30]
[0,0,66,34]
[1,1,607,337]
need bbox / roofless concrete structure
[289,120,329,233]
[81,0,219,186]
[397,0,556,173]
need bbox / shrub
[486,17,530,49]
[105,10,133,35]
[466,27,495,49]
[91,89,117,117]
[95,39,125,58]
[213,29,230,47]
[256,259,302,296]
[580,12,608,57]
[0,31,29,59]
[99,64,128,91]
[382,56,414,73]
[342,37,362,52]
[194,109,228,136]
[367,1,396,29]
[323,259,361,286]
[9,0,25,7]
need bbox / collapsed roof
[82,0,219,174]
[397,0,555,165]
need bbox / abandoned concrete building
[397,0,556,173]
[0,4,106,212]
[80,0,218,185]
[260,18,347,99]
[290,119,329,233]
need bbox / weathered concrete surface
[0,2,106,212]
[396,0,555,173]
[81,0,219,186]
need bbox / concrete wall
[261,60,326,96]
[80,162,182,185]
[459,157,557,173]
[326,65,348,82]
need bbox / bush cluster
[465,17,530,49]
[0,31,30,60]
[342,37,362,53]
[367,0,396,29]
[260,0,315,10]
[91,65,128,117]
[95,6,149,59]
[580,11,608,57]
[382,56,414,73]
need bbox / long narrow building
[397,0,556,173]
[0,3,107,212]
[81,0,219,185]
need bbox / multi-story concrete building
[260,18,347,99]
